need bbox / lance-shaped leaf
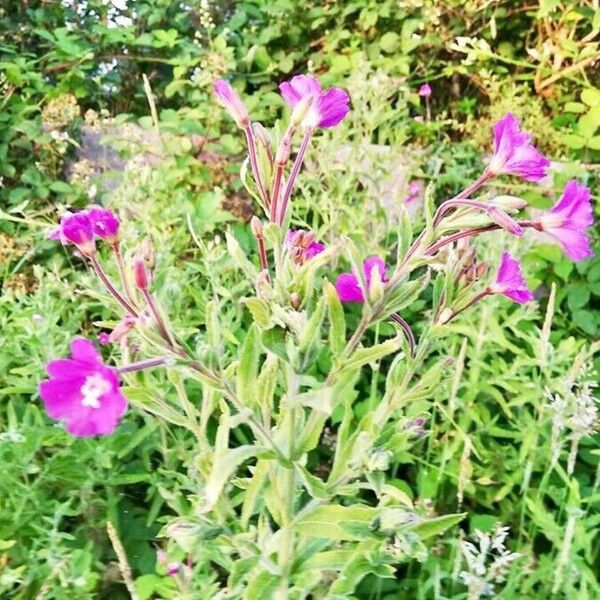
[396,205,413,262]
[324,279,346,354]
[294,504,378,541]
[244,297,272,329]
[341,335,403,372]
[227,230,259,280]
[236,323,262,405]
[199,444,261,513]
[299,296,326,353]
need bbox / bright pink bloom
[488,112,550,182]
[279,75,350,129]
[48,212,96,256]
[418,83,432,98]
[489,252,534,304]
[213,79,249,127]
[539,180,594,262]
[88,206,120,244]
[39,338,127,437]
[335,256,388,303]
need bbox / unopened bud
[476,261,489,278]
[213,79,249,128]
[133,256,149,290]
[367,264,386,304]
[250,216,263,239]
[140,236,155,270]
[253,123,272,156]
[437,307,453,324]
[275,133,292,166]
[108,315,136,343]
[487,206,523,236]
[491,195,528,211]
[290,292,301,310]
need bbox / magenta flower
[487,113,550,182]
[214,79,249,127]
[489,252,534,304]
[39,338,127,437]
[539,180,594,262]
[279,75,350,129]
[418,83,432,98]
[88,206,120,244]
[49,212,96,256]
[335,256,388,303]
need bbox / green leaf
[567,284,590,311]
[295,505,378,540]
[581,88,600,107]
[588,136,600,151]
[560,133,585,150]
[244,297,272,329]
[324,279,346,354]
[237,323,261,405]
[380,32,400,54]
[573,309,598,335]
[342,336,403,372]
[564,102,587,114]
[201,445,260,513]
[408,513,466,539]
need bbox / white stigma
[80,374,111,409]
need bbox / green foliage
[1,1,599,599]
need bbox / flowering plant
[38,75,594,597]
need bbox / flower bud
[275,133,292,166]
[486,206,523,236]
[213,79,249,128]
[140,236,155,270]
[367,262,386,304]
[437,307,453,325]
[133,256,149,290]
[290,292,301,310]
[252,123,273,158]
[250,216,263,239]
[491,195,528,211]
[366,449,393,472]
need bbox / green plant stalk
[277,404,296,595]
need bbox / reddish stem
[90,254,138,317]
[111,243,137,309]
[389,313,416,357]
[277,130,313,225]
[244,124,270,207]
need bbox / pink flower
[279,75,350,129]
[335,256,388,303]
[539,179,594,262]
[489,252,534,304]
[214,79,249,127]
[418,83,432,98]
[49,212,96,256]
[487,113,550,182]
[49,207,120,253]
[39,338,127,437]
[88,206,120,244]
[414,115,425,123]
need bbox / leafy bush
[1,2,599,599]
